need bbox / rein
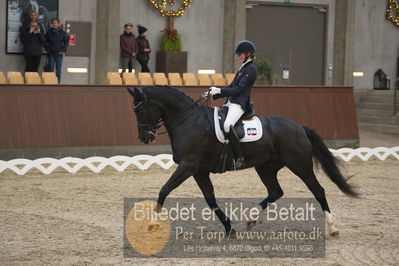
[135,94,210,136]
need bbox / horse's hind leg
[247,161,285,231]
[193,171,234,236]
[283,151,339,236]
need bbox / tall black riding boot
[227,125,245,169]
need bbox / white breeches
[224,101,245,133]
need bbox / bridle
[134,100,165,136]
[134,93,210,137]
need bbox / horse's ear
[127,87,135,97]
[128,87,146,105]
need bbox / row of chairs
[0,71,235,86]
[107,72,236,86]
[0,71,58,85]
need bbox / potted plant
[148,1,193,74]
[256,59,275,85]
[156,20,188,74]
[161,27,182,51]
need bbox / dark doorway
[246,3,327,85]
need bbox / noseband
[134,100,166,136]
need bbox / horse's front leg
[193,171,234,236]
[148,163,194,232]
[156,162,194,211]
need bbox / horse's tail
[303,126,358,197]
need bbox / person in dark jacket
[20,11,45,72]
[120,23,138,73]
[203,40,257,169]
[45,18,68,82]
[136,25,151,73]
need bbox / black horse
[127,86,357,236]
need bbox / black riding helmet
[235,40,256,54]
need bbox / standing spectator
[136,25,151,73]
[45,18,68,83]
[20,18,45,72]
[120,23,138,73]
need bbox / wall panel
[0,85,358,149]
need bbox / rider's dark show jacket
[213,60,257,114]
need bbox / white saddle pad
[214,107,263,143]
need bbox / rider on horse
[204,40,257,169]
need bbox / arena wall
[0,85,359,158]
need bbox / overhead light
[353,72,364,77]
[198,69,215,75]
[67,68,88,73]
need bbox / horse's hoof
[247,220,257,231]
[148,224,160,232]
[329,230,339,236]
[227,228,237,239]
[153,203,163,213]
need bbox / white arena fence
[0,147,398,176]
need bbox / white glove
[203,87,221,98]
[209,87,221,95]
